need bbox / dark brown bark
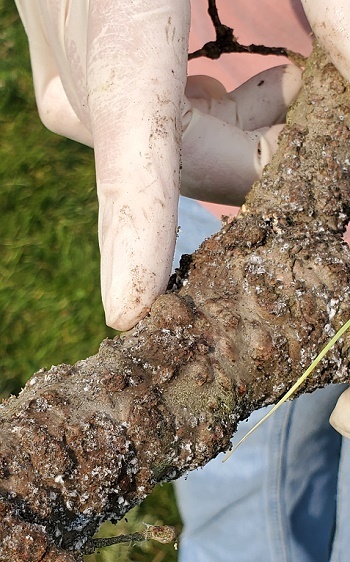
[1,44,350,562]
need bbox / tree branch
[188,0,306,66]
[1,43,350,561]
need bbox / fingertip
[255,63,303,109]
[329,387,350,438]
[281,64,303,105]
[256,123,285,168]
[186,75,227,100]
[301,0,350,83]
[227,64,303,131]
[105,303,149,332]
[103,272,166,332]
[101,244,174,332]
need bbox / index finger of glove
[87,0,190,330]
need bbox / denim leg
[173,196,221,267]
[175,407,274,562]
[329,426,350,562]
[175,386,345,562]
[265,386,344,562]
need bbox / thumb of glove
[329,386,350,438]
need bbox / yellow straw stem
[223,318,350,462]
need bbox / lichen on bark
[1,43,350,562]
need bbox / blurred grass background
[0,2,181,559]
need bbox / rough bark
[1,43,350,562]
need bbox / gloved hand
[182,66,301,204]
[301,0,350,82]
[330,387,350,438]
[15,0,302,331]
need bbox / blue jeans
[174,197,350,562]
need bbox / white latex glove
[182,65,302,204]
[301,0,350,82]
[330,387,350,438]
[15,0,189,332]
[300,0,350,439]
[15,0,302,330]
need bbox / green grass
[0,2,108,395]
[0,2,181,559]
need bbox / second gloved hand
[181,64,302,205]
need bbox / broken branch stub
[1,44,350,561]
